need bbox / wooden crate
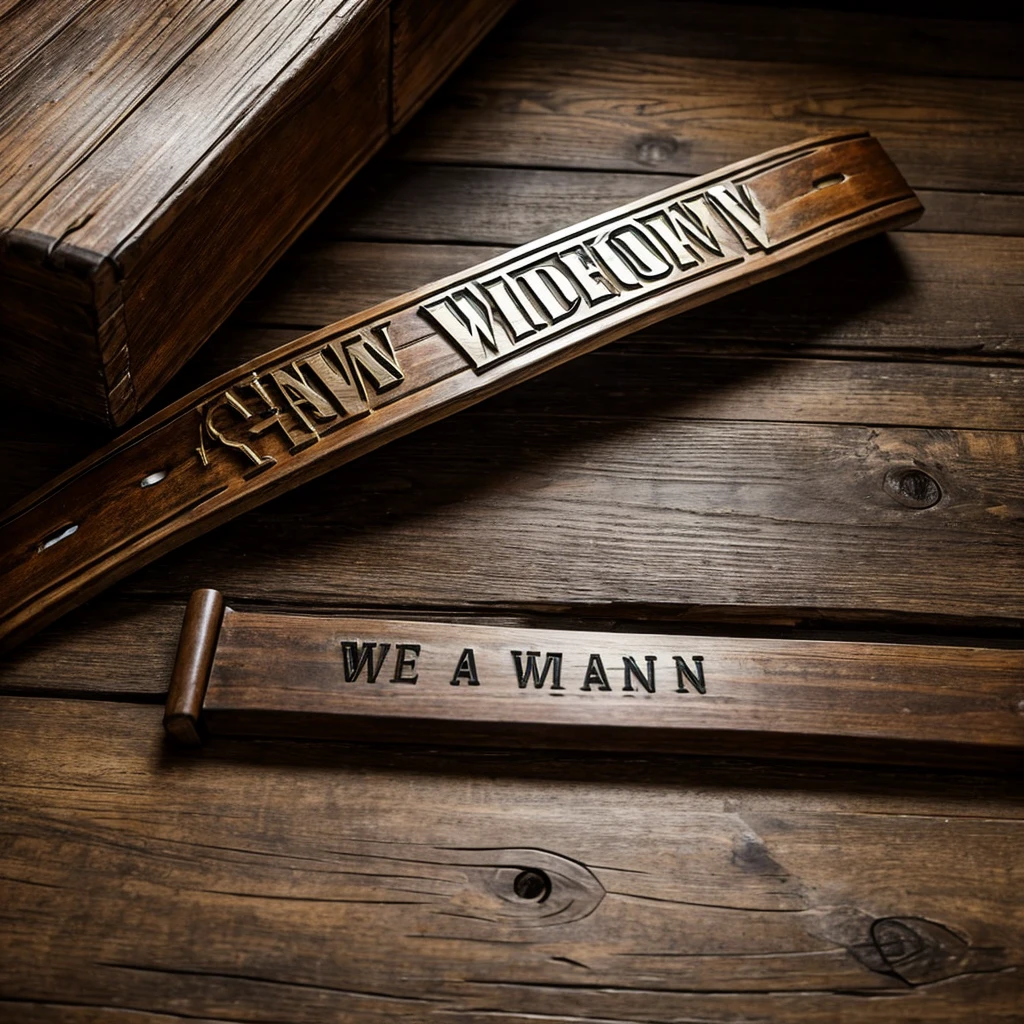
[0,0,515,427]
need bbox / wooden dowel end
[164,588,226,746]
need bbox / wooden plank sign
[164,590,1024,766]
[0,133,921,655]
[0,0,517,426]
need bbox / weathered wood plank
[0,0,246,224]
[509,0,1024,80]
[235,233,1024,358]
[167,603,1024,767]
[108,413,1023,626]
[397,42,1024,190]
[161,335,1024,433]
[0,697,1021,1021]
[323,163,1024,241]
[0,134,926,654]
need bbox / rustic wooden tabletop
[2,1,1022,1020]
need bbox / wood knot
[447,847,605,927]
[633,134,678,166]
[811,908,1012,987]
[884,467,941,509]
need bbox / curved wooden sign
[0,133,922,653]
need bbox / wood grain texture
[114,413,1023,626]
[391,0,518,127]
[178,603,1024,766]
[237,232,1024,358]
[397,38,1024,191]
[1,696,1022,1021]
[0,133,922,653]
[324,163,1024,241]
[508,0,1024,80]
[0,0,516,425]
[1,2,1022,1018]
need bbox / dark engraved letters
[341,641,391,683]
[582,653,613,692]
[675,655,707,694]
[451,648,481,686]
[623,655,657,694]
[511,650,564,690]
[390,644,421,684]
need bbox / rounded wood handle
[0,133,922,653]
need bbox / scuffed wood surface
[0,697,1022,1022]
[0,0,1022,1018]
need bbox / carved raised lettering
[705,184,770,251]
[343,325,404,393]
[608,224,674,280]
[198,392,274,470]
[421,179,765,372]
[422,289,517,367]
[195,325,402,469]
[514,264,581,323]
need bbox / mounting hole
[513,868,551,902]
[38,524,78,552]
[140,470,168,488]
[813,172,846,190]
[884,468,942,509]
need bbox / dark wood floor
[2,1,1022,1020]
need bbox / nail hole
[140,470,167,488]
[884,468,942,509]
[38,524,78,552]
[813,172,846,190]
[513,868,551,902]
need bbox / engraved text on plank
[338,640,708,694]
[196,325,403,469]
[420,182,769,370]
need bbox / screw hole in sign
[38,524,78,552]
[813,172,846,190]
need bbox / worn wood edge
[163,588,225,746]
[0,0,393,428]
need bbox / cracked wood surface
[1,0,1022,1019]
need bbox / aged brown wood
[236,232,1024,358]
[1,695,1022,1021]
[163,595,1024,767]
[326,163,1024,241]
[0,132,922,655]
[1,2,1021,1019]
[398,26,1024,191]
[164,587,226,746]
[0,0,517,427]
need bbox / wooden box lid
[0,0,514,427]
